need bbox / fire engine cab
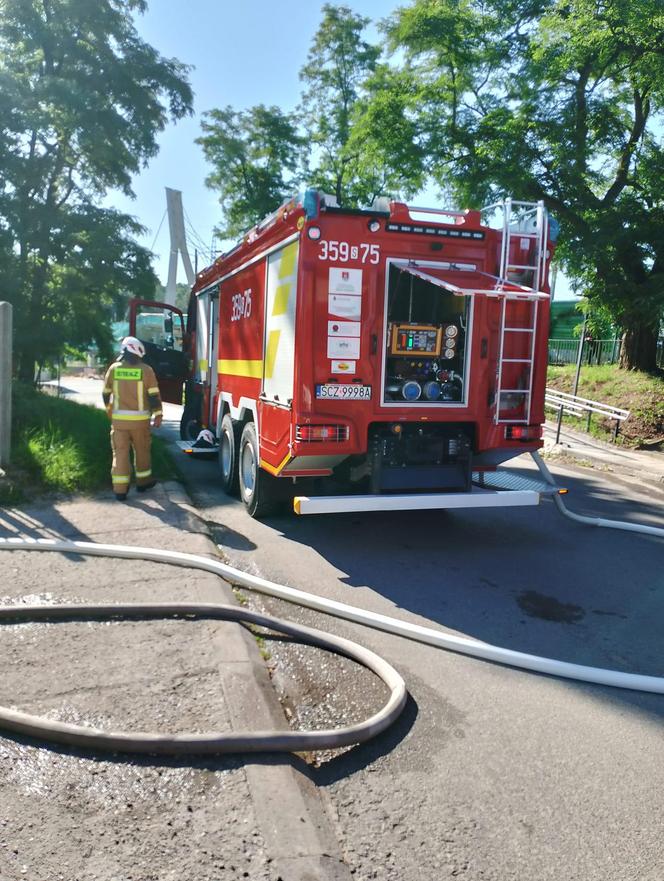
[130,191,557,517]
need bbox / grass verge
[547,365,664,447]
[0,384,179,504]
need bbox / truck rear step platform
[293,488,540,515]
[176,440,219,457]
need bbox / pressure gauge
[444,348,455,359]
[445,325,458,338]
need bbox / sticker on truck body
[327,336,360,359]
[328,320,361,337]
[328,293,362,319]
[328,267,363,294]
[330,360,356,374]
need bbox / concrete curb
[160,481,352,881]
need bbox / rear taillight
[505,425,542,441]
[295,424,350,442]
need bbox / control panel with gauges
[385,322,463,403]
[390,323,459,361]
[390,324,442,356]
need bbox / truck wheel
[180,406,201,441]
[238,422,281,518]
[219,414,240,495]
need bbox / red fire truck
[130,192,556,517]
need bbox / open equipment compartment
[364,259,476,496]
[382,261,471,406]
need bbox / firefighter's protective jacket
[102,358,163,425]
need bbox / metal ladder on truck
[487,199,550,426]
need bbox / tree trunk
[619,321,659,372]
[16,343,37,383]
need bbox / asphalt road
[57,378,664,881]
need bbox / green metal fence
[549,337,664,367]
[548,338,620,366]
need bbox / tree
[368,0,664,371]
[299,3,381,206]
[0,0,193,380]
[198,5,418,236]
[197,105,303,239]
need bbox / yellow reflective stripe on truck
[259,453,292,476]
[217,346,281,381]
[217,359,263,378]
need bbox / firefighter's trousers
[110,422,153,495]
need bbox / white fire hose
[0,542,407,755]
[531,451,664,537]
[1,455,662,754]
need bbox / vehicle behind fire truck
[130,191,556,517]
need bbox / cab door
[129,300,189,404]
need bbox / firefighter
[102,337,163,500]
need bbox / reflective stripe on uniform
[147,387,159,394]
[113,475,130,484]
[135,469,152,479]
[137,380,144,413]
[112,411,150,420]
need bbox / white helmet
[194,429,216,448]
[121,336,145,358]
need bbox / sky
[107,0,575,300]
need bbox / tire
[238,422,282,518]
[180,406,201,442]
[218,413,241,495]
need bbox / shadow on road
[0,504,94,563]
[263,468,664,725]
[310,692,419,785]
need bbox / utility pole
[573,313,587,398]
[550,264,558,300]
[0,302,13,467]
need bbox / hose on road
[532,451,664,538]
[0,552,407,755]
